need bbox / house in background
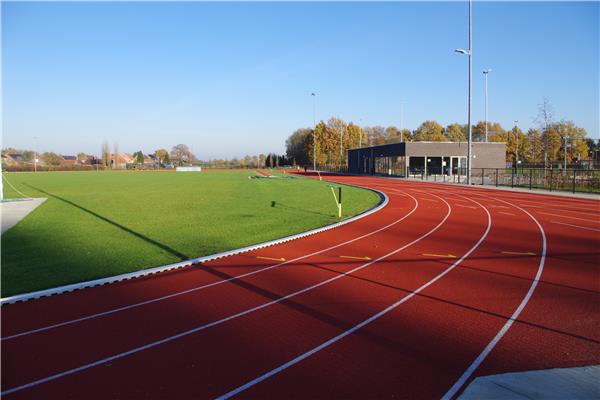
[60,155,77,167]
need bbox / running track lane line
[440,195,547,400]
[2,190,417,342]
[548,220,600,232]
[0,192,451,396]
[215,193,491,400]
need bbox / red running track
[1,174,599,399]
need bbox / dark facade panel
[348,143,405,174]
[348,141,506,174]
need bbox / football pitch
[1,170,380,297]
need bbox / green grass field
[1,170,380,296]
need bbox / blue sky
[2,1,598,158]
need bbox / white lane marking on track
[535,211,600,224]
[0,192,453,396]
[499,212,515,216]
[549,220,600,232]
[521,204,600,216]
[441,197,547,400]
[215,193,491,400]
[2,191,418,342]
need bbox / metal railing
[412,168,600,194]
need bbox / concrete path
[459,365,600,400]
[1,198,47,234]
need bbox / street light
[311,93,317,172]
[33,136,38,173]
[400,101,406,142]
[514,120,520,168]
[453,0,472,184]
[483,69,492,142]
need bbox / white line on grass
[215,193,490,400]
[0,192,453,396]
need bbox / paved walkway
[1,198,46,234]
[459,365,600,400]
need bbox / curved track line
[2,191,413,341]
[215,193,492,400]
[441,195,547,400]
[1,192,454,396]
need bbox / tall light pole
[483,69,492,142]
[514,120,520,168]
[311,93,316,171]
[339,116,343,167]
[33,136,38,173]
[454,0,472,184]
[400,101,405,142]
[561,134,569,175]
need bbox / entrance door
[451,157,460,175]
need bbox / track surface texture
[2,173,599,399]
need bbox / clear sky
[2,1,598,159]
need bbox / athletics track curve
[1,173,598,399]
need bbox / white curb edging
[1,184,388,305]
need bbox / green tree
[133,151,145,164]
[41,152,63,167]
[286,128,311,166]
[414,120,446,142]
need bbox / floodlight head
[483,68,492,74]
[311,92,316,96]
[454,49,469,55]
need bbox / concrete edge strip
[0,183,388,306]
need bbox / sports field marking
[535,212,600,224]
[442,196,547,400]
[0,193,452,396]
[522,204,600,216]
[256,256,286,262]
[1,189,413,341]
[422,253,457,258]
[339,255,371,261]
[550,220,600,232]
[501,251,536,256]
[499,211,516,216]
[216,194,490,400]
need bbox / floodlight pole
[514,120,519,168]
[483,69,491,142]
[467,0,472,185]
[455,1,473,184]
[311,92,317,172]
[400,101,405,142]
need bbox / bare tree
[170,144,192,166]
[113,142,119,169]
[535,97,554,166]
[101,141,110,169]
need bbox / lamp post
[454,0,472,184]
[339,116,343,168]
[33,136,38,173]
[483,69,492,142]
[400,101,405,142]
[514,120,520,169]
[561,134,569,175]
[311,93,317,172]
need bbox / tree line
[286,100,595,166]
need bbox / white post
[400,102,404,142]
[514,120,520,168]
